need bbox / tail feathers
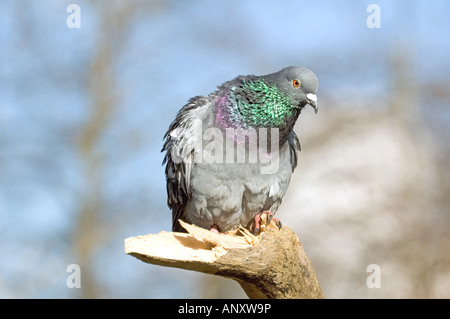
[172,208,187,233]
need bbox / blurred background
[1,0,449,298]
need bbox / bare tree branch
[125,220,324,299]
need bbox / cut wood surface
[125,219,324,299]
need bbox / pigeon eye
[292,79,300,88]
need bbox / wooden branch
[124,219,324,299]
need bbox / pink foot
[248,211,282,235]
[209,224,220,233]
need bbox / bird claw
[209,224,220,233]
[248,211,282,235]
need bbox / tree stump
[124,219,324,299]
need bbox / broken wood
[124,219,324,299]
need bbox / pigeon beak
[306,93,318,114]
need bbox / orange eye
[292,79,300,87]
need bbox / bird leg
[209,224,220,233]
[248,211,282,235]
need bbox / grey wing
[288,130,301,172]
[162,96,211,232]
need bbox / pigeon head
[263,66,319,114]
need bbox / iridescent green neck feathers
[214,77,298,131]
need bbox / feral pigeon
[162,66,318,233]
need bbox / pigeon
[162,66,318,233]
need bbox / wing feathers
[288,130,301,172]
[162,96,211,231]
